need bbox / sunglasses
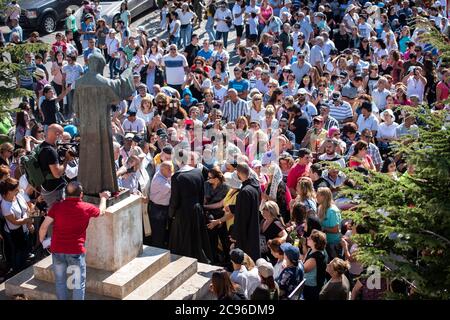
[364,135,373,139]
[318,84,326,87]
[169,48,176,51]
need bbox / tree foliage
[340,104,450,300]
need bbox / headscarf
[268,164,283,201]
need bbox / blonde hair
[296,177,316,203]
[265,105,275,116]
[329,257,350,275]
[262,200,280,220]
[243,254,256,271]
[317,187,334,220]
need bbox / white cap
[297,88,308,95]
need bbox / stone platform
[3,193,222,300]
[4,246,222,300]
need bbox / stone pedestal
[3,195,222,300]
[85,194,143,272]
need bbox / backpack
[20,144,54,189]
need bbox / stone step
[33,246,171,299]
[4,265,113,300]
[165,262,223,300]
[123,255,198,300]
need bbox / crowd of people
[1,0,449,300]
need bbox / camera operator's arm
[48,151,74,178]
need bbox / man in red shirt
[286,148,313,197]
[39,181,110,300]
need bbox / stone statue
[73,53,135,195]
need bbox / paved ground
[2,8,241,78]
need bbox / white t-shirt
[376,122,399,139]
[162,53,188,86]
[122,118,146,134]
[106,37,120,57]
[249,107,266,124]
[177,10,195,25]
[212,85,228,107]
[233,4,244,26]
[214,8,233,33]
[406,77,426,102]
[358,22,373,39]
[1,193,28,232]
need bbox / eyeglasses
[195,62,202,64]
[318,84,326,87]
[364,135,373,139]
[38,130,44,133]
[169,48,176,51]
[253,98,262,101]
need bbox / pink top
[437,81,450,101]
[259,6,273,24]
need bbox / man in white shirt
[358,15,374,39]
[214,1,233,48]
[162,44,189,95]
[106,29,120,79]
[309,36,325,70]
[122,111,146,135]
[255,70,271,95]
[320,31,336,61]
[403,66,427,102]
[371,78,390,112]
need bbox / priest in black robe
[232,163,261,262]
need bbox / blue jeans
[180,24,192,48]
[108,57,119,79]
[170,36,180,47]
[215,31,229,48]
[205,16,216,42]
[52,253,87,300]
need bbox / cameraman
[61,131,79,182]
[38,124,74,209]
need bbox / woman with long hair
[358,37,371,61]
[302,229,327,300]
[95,18,109,56]
[14,102,31,149]
[210,60,228,85]
[131,45,149,76]
[50,51,67,110]
[389,49,403,84]
[136,97,154,125]
[146,42,163,66]
[162,99,187,128]
[204,166,230,264]
[119,1,131,28]
[398,26,411,54]
[260,200,288,262]
[316,187,342,259]
[291,177,317,215]
[0,177,34,274]
[235,116,249,143]
[423,58,437,105]
[348,140,376,171]
[210,270,246,300]
[299,74,315,96]
[319,258,350,300]
[0,142,14,167]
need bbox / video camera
[56,142,79,162]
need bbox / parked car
[75,0,156,28]
[9,0,82,34]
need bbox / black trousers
[207,220,230,264]
[149,202,169,249]
[73,31,83,55]
[303,285,320,300]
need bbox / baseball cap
[230,248,245,264]
[124,132,135,140]
[34,68,46,79]
[127,111,137,117]
[339,71,348,78]
[297,88,308,95]
[286,46,294,51]
[280,243,300,263]
[156,128,168,138]
[261,150,277,166]
[256,258,274,278]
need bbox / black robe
[168,167,212,264]
[232,177,261,262]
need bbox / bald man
[149,161,172,248]
[38,124,74,208]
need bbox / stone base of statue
[2,195,221,300]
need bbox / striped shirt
[222,98,249,122]
[329,101,353,125]
[162,53,188,86]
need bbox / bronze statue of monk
[73,53,135,195]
